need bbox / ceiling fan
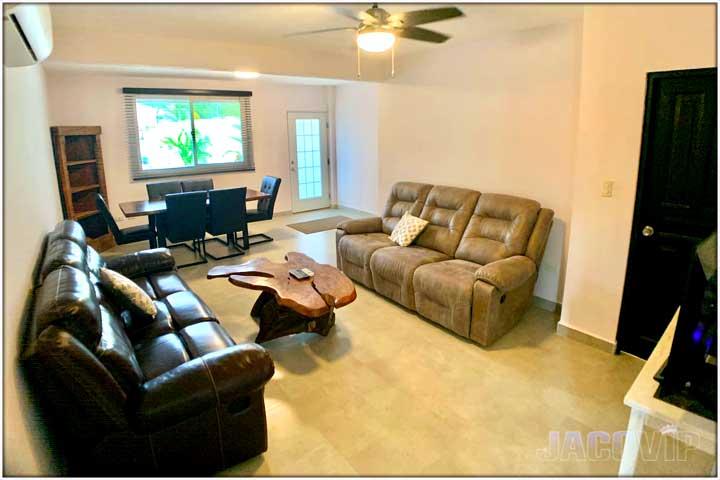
[287,3,464,77]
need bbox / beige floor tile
[107,207,713,476]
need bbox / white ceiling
[49,3,582,57]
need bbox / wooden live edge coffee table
[207,252,357,343]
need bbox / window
[123,88,254,180]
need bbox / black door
[617,68,717,359]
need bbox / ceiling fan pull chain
[391,44,395,78]
[357,42,361,79]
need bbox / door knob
[642,225,655,237]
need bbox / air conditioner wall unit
[3,4,53,67]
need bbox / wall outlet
[601,180,614,197]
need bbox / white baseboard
[556,322,617,354]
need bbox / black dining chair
[181,178,214,193]
[163,191,208,268]
[240,176,281,246]
[96,193,154,248]
[146,180,181,201]
[205,187,249,260]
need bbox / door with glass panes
[287,112,330,212]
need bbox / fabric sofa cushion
[370,246,449,309]
[415,185,480,257]
[99,268,158,319]
[455,193,541,265]
[413,259,480,337]
[390,212,429,247]
[180,322,236,358]
[381,182,433,234]
[135,333,190,381]
[338,233,395,268]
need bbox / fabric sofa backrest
[381,182,433,234]
[415,186,480,257]
[455,193,540,265]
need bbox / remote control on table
[289,268,314,280]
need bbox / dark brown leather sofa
[21,220,275,475]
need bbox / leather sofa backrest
[381,182,433,234]
[455,193,541,265]
[415,186,480,257]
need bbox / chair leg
[169,239,209,269]
[206,232,246,261]
[235,224,272,248]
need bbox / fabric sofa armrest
[104,248,176,278]
[474,256,536,293]
[132,344,274,433]
[337,217,383,235]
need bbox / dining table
[119,187,271,248]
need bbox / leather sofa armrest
[337,217,383,235]
[474,256,536,293]
[132,344,274,433]
[104,248,176,278]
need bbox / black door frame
[615,67,717,355]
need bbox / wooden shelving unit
[51,126,116,252]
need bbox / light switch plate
[601,181,614,197]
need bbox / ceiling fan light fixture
[233,71,260,79]
[356,30,396,53]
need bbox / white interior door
[288,112,330,212]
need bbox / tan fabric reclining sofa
[336,182,554,346]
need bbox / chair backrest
[207,187,247,235]
[256,176,281,219]
[180,178,214,193]
[146,181,181,201]
[414,186,480,257]
[454,193,541,265]
[381,182,433,234]
[164,191,207,242]
[95,193,122,241]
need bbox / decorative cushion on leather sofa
[99,267,158,319]
[390,212,429,247]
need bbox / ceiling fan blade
[389,7,464,27]
[333,6,377,24]
[395,26,450,43]
[285,27,357,37]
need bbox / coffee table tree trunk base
[251,291,336,343]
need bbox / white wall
[369,20,584,303]
[45,72,333,225]
[335,83,381,213]
[559,4,717,344]
[3,65,63,475]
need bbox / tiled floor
[108,207,715,476]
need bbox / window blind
[123,88,255,180]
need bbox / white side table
[619,309,717,476]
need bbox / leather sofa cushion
[40,239,87,282]
[133,277,158,300]
[86,247,106,280]
[162,291,217,328]
[96,305,144,393]
[128,301,175,347]
[381,182,433,234]
[338,233,395,267]
[47,219,87,252]
[455,193,540,265]
[413,259,479,336]
[149,272,191,298]
[370,245,449,308]
[135,333,190,381]
[33,265,101,349]
[180,322,235,358]
[415,186,480,257]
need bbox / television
[654,232,717,421]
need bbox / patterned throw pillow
[390,212,429,247]
[98,268,157,319]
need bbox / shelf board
[66,159,97,167]
[74,210,100,220]
[71,184,100,194]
